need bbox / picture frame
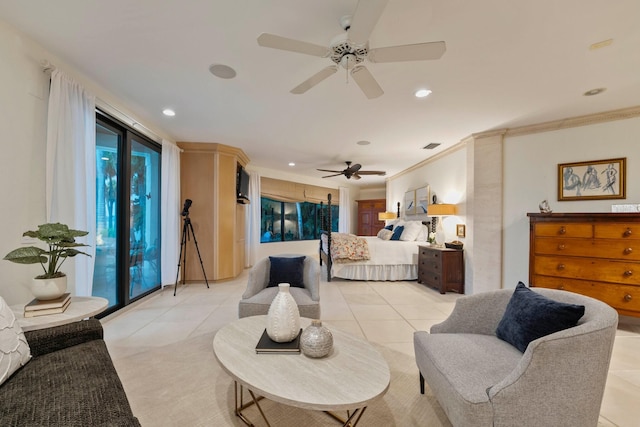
[415,185,430,215]
[558,157,626,201]
[456,224,466,238]
[404,190,416,215]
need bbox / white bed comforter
[326,236,421,281]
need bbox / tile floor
[102,271,640,426]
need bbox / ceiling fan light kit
[257,0,446,99]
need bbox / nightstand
[418,246,464,294]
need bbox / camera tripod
[174,212,209,296]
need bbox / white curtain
[338,186,350,233]
[160,140,181,287]
[246,171,261,267]
[46,69,96,296]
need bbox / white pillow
[0,297,31,386]
[400,221,423,241]
[377,229,393,240]
[416,224,430,242]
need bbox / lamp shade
[428,204,457,216]
[378,211,397,221]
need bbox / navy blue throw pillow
[268,256,306,288]
[384,224,393,230]
[390,225,404,240]
[496,282,585,352]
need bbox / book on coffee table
[255,328,302,354]
[24,293,71,312]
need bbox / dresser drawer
[534,223,592,238]
[419,247,441,261]
[534,256,640,285]
[534,237,640,261]
[532,275,640,314]
[594,223,640,240]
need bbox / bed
[319,194,430,282]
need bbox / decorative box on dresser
[356,199,386,236]
[418,246,464,294]
[528,212,640,317]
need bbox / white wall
[503,117,640,288]
[0,19,172,304]
[387,147,467,243]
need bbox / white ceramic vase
[301,319,333,358]
[31,275,67,300]
[266,283,300,343]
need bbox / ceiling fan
[257,0,446,99]
[318,161,386,180]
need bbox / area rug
[110,331,451,426]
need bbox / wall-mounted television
[236,165,250,204]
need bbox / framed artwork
[404,190,416,215]
[415,186,430,214]
[456,224,466,238]
[558,157,626,201]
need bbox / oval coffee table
[213,315,390,426]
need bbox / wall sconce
[429,204,458,246]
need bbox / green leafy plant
[3,223,90,279]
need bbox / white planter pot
[266,283,300,343]
[31,276,67,300]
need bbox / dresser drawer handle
[558,226,566,235]
[624,270,633,277]
[623,228,632,237]
[624,247,633,255]
[557,244,565,250]
[557,264,565,270]
[624,294,632,302]
[558,285,565,290]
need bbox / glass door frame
[95,110,161,316]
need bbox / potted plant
[3,223,90,300]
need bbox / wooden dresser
[356,199,386,236]
[528,213,640,317]
[418,246,464,294]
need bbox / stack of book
[24,293,71,318]
[255,329,302,354]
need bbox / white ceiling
[2,0,639,187]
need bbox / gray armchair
[238,254,320,319]
[414,288,618,427]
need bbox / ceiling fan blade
[348,163,362,173]
[350,66,383,99]
[322,173,343,178]
[348,0,389,46]
[291,66,338,94]
[355,170,386,176]
[351,173,362,180]
[368,41,446,63]
[317,168,342,173]
[257,33,329,57]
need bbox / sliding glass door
[93,113,161,312]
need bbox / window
[93,111,161,314]
[259,177,339,243]
[261,197,338,243]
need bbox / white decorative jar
[301,319,333,358]
[31,276,67,300]
[266,283,301,343]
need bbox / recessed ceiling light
[583,88,606,96]
[356,140,370,146]
[415,89,432,98]
[162,108,176,117]
[288,162,295,167]
[209,64,237,79]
